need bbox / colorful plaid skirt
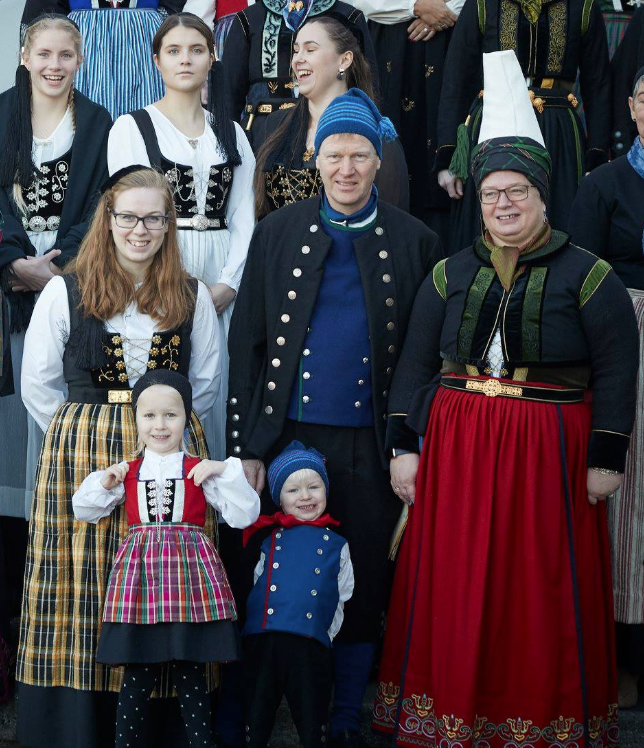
[16,402,212,695]
[103,523,236,625]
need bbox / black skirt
[97,619,242,665]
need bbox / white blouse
[351,0,465,24]
[21,277,221,432]
[73,451,260,528]
[108,106,256,292]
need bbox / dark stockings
[115,661,213,748]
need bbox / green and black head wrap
[470,136,552,202]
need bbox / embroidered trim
[566,108,583,184]
[457,267,496,360]
[432,259,448,301]
[581,0,594,36]
[579,259,611,308]
[521,267,547,360]
[477,0,486,34]
[547,1,566,75]
[499,0,519,51]
[264,165,322,209]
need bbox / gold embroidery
[267,81,278,94]
[567,92,578,107]
[386,61,392,73]
[401,98,415,112]
[529,90,545,114]
[547,1,566,75]
[425,64,434,77]
[265,166,322,210]
[161,335,181,371]
[499,0,519,51]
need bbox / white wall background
[0,0,26,93]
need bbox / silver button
[315,568,321,574]
[288,290,297,300]
[323,535,329,541]
[277,336,286,346]
[386,367,393,374]
[387,322,395,331]
[281,314,290,323]
[234,446,241,454]
[265,406,273,414]
[268,382,276,390]
[358,379,364,385]
[306,612,313,619]
[317,548,323,555]
[303,396,310,404]
[275,546,281,551]
[276,533,282,538]
[272,358,281,367]
[229,397,238,405]
[383,274,391,283]
[379,250,388,259]
[386,297,394,307]
[232,414,240,422]
[270,584,277,592]
[375,227,384,236]
[355,401,361,408]
[363,357,369,364]
[388,345,396,353]
[232,431,239,438]
[383,390,388,397]
[311,590,318,596]
[303,349,311,356]
[267,608,274,615]
[615,130,622,137]
[310,225,318,233]
[273,562,279,569]
[301,245,311,254]
[303,372,311,380]
[293,268,302,277]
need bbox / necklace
[187,138,199,149]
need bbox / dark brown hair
[253,16,376,218]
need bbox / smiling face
[136,385,186,456]
[480,170,546,248]
[153,25,213,92]
[292,21,352,100]
[316,133,380,215]
[22,27,81,101]
[629,78,644,144]
[109,187,169,281]
[279,468,327,521]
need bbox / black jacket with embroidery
[436,0,610,170]
[387,231,639,472]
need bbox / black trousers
[244,633,332,748]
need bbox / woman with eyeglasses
[374,52,638,747]
[109,12,255,460]
[16,166,220,748]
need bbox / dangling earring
[543,211,548,224]
[337,68,345,80]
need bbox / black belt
[67,387,132,405]
[441,376,585,404]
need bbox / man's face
[316,133,380,215]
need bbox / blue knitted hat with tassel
[267,440,330,506]
[314,88,397,159]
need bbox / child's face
[279,468,327,521]
[135,385,186,455]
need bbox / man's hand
[10,249,62,292]
[242,459,266,494]
[438,169,464,199]
[209,283,236,315]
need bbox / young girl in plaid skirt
[73,369,259,748]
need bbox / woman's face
[154,25,213,92]
[22,28,81,102]
[629,79,644,143]
[109,187,169,280]
[480,170,546,248]
[292,22,352,100]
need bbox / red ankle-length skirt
[374,382,618,748]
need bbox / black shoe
[329,729,363,747]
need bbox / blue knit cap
[267,440,330,506]
[314,88,397,159]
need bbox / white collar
[142,449,184,466]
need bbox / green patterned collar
[262,0,335,15]
[474,229,570,265]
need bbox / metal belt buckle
[465,379,523,398]
[191,214,209,231]
[108,390,132,404]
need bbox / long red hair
[65,168,195,330]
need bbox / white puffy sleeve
[189,281,221,418]
[446,0,466,15]
[219,124,256,292]
[72,468,127,524]
[21,276,70,432]
[202,457,260,529]
[350,0,416,23]
[108,114,152,175]
[183,0,216,28]
[328,543,355,641]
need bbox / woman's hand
[407,18,436,42]
[242,459,266,494]
[209,283,236,315]
[10,249,62,292]
[188,459,228,486]
[587,468,623,505]
[390,452,420,505]
[438,169,464,199]
[100,462,129,490]
[410,0,457,38]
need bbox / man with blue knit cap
[226,87,443,747]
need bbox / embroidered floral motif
[22,149,71,232]
[265,165,322,210]
[425,65,434,78]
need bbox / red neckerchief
[242,511,340,547]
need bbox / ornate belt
[176,215,228,231]
[108,389,132,404]
[441,375,585,404]
[22,215,61,232]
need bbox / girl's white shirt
[21,276,220,432]
[73,451,260,528]
[351,0,465,24]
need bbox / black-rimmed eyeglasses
[478,185,535,204]
[110,212,169,230]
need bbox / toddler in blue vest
[241,440,354,747]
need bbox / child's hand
[188,459,227,486]
[100,462,129,490]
